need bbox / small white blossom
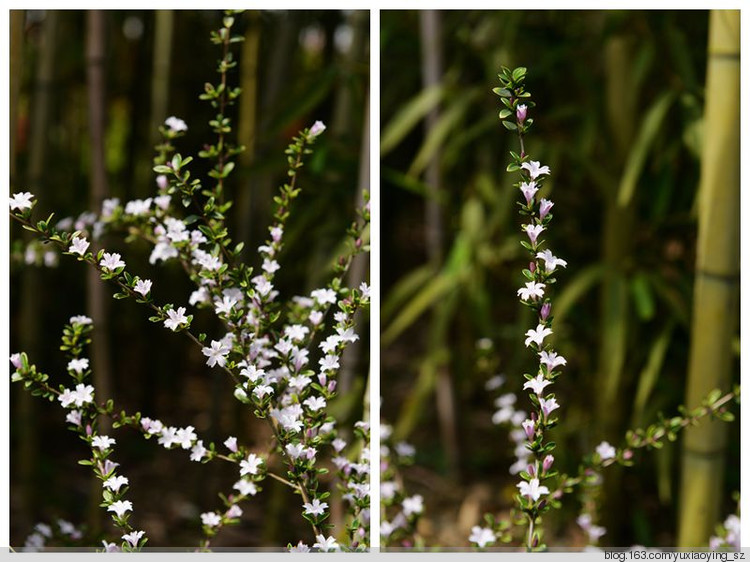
[67,357,89,374]
[517,478,549,502]
[107,500,133,518]
[309,120,326,137]
[240,453,263,476]
[233,479,258,496]
[121,530,144,548]
[103,475,129,492]
[523,374,552,395]
[469,526,496,548]
[536,249,568,273]
[100,252,126,271]
[303,498,328,516]
[92,435,116,450]
[596,441,616,460]
[133,279,152,297]
[165,116,187,132]
[524,324,552,348]
[69,236,90,256]
[521,160,551,179]
[164,307,189,331]
[200,512,221,528]
[9,191,34,211]
[517,281,545,301]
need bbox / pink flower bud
[542,454,554,473]
[529,261,536,273]
[318,373,327,386]
[156,175,168,191]
[623,449,633,460]
[527,464,536,477]
[539,198,554,221]
[86,424,93,436]
[516,104,527,124]
[540,302,551,321]
[327,380,337,393]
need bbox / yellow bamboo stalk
[677,10,739,547]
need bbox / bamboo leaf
[633,322,675,424]
[617,91,676,207]
[380,85,444,156]
[381,264,438,324]
[381,272,459,347]
[407,90,479,178]
[550,264,606,326]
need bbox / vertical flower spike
[493,65,567,551]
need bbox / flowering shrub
[10,11,369,552]
[460,66,740,551]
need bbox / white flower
[539,397,560,418]
[309,120,326,137]
[175,426,197,449]
[100,252,126,271]
[71,383,95,407]
[319,354,340,372]
[469,525,496,548]
[304,396,326,412]
[133,279,152,297]
[9,191,34,211]
[311,288,337,305]
[202,340,231,368]
[107,500,133,518]
[158,426,179,448]
[164,306,189,331]
[262,259,280,274]
[359,282,371,298]
[225,504,243,519]
[524,324,552,347]
[190,440,207,462]
[336,327,359,343]
[523,374,551,395]
[233,479,258,496]
[121,530,144,548]
[536,249,568,273]
[65,410,82,426]
[69,236,90,256]
[303,498,328,516]
[224,436,238,453]
[523,224,545,245]
[521,160,551,179]
[540,350,567,371]
[520,181,538,205]
[285,443,305,460]
[125,198,152,216]
[214,295,237,316]
[67,357,89,374]
[596,441,616,460]
[70,315,93,325]
[517,281,545,301]
[313,535,339,552]
[92,435,116,450]
[402,495,424,516]
[253,384,274,399]
[200,511,221,527]
[290,542,311,553]
[239,453,263,476]
[103,475,129,492]
[165,116,187,132]
[284,324,309,342]
[517,478,549,502]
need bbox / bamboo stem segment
[677,10,740,547]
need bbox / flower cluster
[379,424,424,548]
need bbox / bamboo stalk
[677,10,740,547]
[595,30,638,544]
[17,8,58,533]
[86,9,113,534]
[236,10,261,249]
[10,10,24,185]
[419,9,459,479]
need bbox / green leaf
[498,109,512,119]
[632,322,674,425]
[617,91,676,207]
[502,121,517,131]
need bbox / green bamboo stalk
[595,30,638,544]
[677,10,739,547]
